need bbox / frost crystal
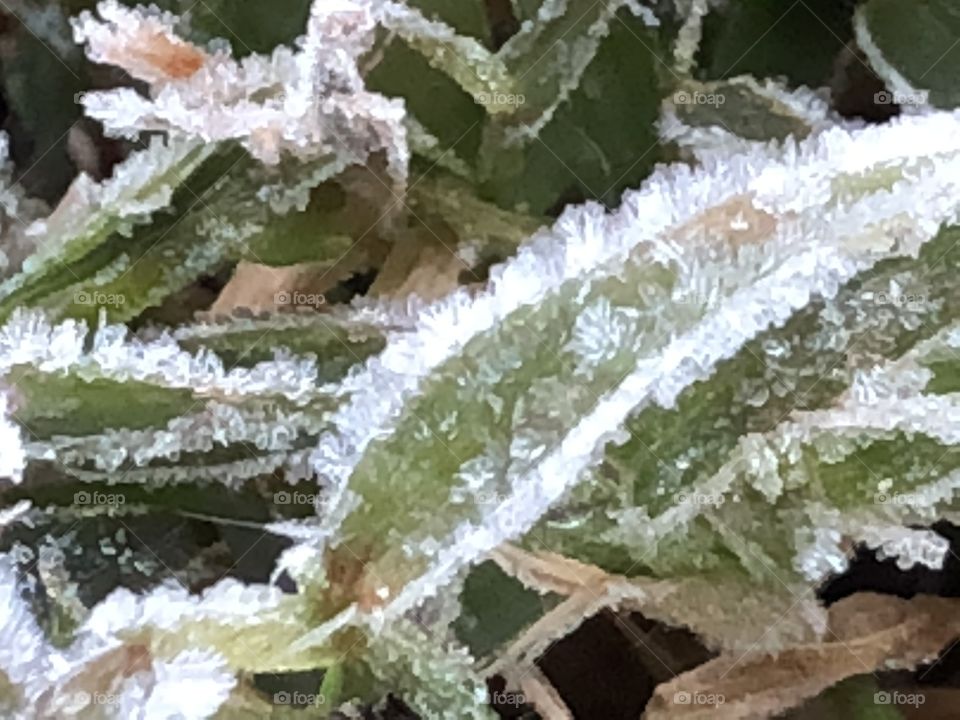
[0,394,24,483]
[0,133,46,280]
[73,0,409,175]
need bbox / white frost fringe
[0,557,274,718]
[302,109,960,627]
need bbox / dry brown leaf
[208,261,345,316]
[502,665,574,720]
[491,544,612,596]
[489,545,825,667]
[208,162,401,316]
[369,173,535,302]
[644,593,960,720]
[75,4,208,85]
[369,227,473,302]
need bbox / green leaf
[11,368,195,439]
[700,0,854,87]
[367,41,486,166]
[455,561,551,658]
[408,0,491,41]
[171,313,387,380]
[0,138,216,323]
[857,0,960,107]
[186,0,314,56]
[667,77,829,144]
[536,222,960,577]
[479,8,664,213]
[792,676,904,720]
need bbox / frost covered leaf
[494,0,658,139]
[375,1,511,112]
[0,555,329,719]
[0,137,214,323]
[525,219,960,651]
[73,0,409,174]
[0,309,357,489]
[367,45,486,169]
[365,0,667,212]
[662,77,834,161]
[479,6,665,213]
[3,0,429,323]
[856,0,960,108]
[364,0,501,168]
[72,0,207,84]
[362,619,493,719]
[0,142,394,323]
[289,110,960,652]
[170,310,388,379]
[511,228,960,664]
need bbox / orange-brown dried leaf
[644,593,960,720]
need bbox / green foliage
[700,0,854,87]
[858,0,960,106]
[1,1,960,718]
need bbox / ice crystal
[74,0,409,176]
[0,133,47,280]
